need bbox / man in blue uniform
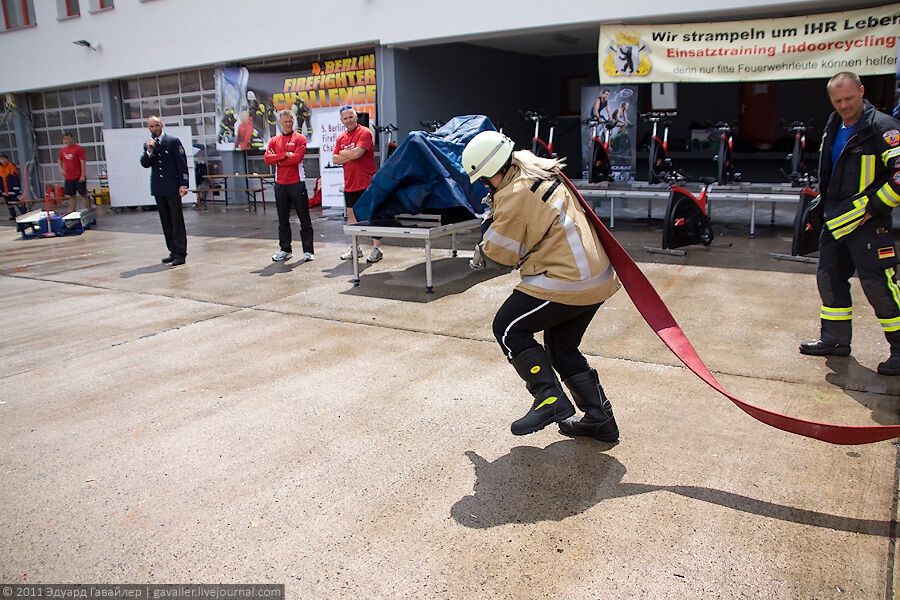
[140,116,190,266]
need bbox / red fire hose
[562,173,900,445]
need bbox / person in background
[264,110,314,263]
[799,71,900,375]
[140,116,190,266]
[58,131,87,211]
[333,105,381,263]
[0,154,22,220]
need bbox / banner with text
[599,4,899,83]
[317,108,346,208]
[215,52,376,152]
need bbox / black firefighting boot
[558,369,619,442]
[509,347,576,436]
[877,355,900,375]
[878,332,900,375]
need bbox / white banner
[317,109,345,208]
[600,4,900,83]
[102,126,195,208]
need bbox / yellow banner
[599,5,900,83]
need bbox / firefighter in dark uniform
[217,108,236,145]
[293,98,313,139]
[800,72,900,375]
[140,116,190,266]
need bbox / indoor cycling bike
[770,120,820,263]
[520,110,556,158]
[586,115,614,183]
[780,120,817,188]
[644,177,719,255]
[419,120,445,132]
[643,111,683,184]
[374,123,399,166]
[712,121,741,186]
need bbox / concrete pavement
[0,205,898,598]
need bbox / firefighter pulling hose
[462,123,900,446]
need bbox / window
[0,114,20,167]
[88,0,112,12]
[57,0,79,18]
[122,68,221,174]
[1,0,35,30]
[29,84,105,189]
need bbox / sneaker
[340,246,362,260]
[302,252,315,262]
[366,247,384,263]
[272,250,292,261]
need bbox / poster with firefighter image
[215,53,376,152]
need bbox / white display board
[102,127,196,208]
[317,109,345,208]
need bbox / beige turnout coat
[482,161,620,306]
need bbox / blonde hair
[510,150,566,180]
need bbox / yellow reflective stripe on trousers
[876,181,900,208]
[858,155,875,192]
[885,267,900,314]
[879,316,900,332]
[821,305,852,320]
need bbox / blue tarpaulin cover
[352,115,497,223]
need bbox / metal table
[343,215,482,292]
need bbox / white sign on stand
[317,109,345,208]
[102,126,196,208]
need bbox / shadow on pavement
[119,263,173,278]
[824,355,900,425]
[251,258,314,277]
[340,257,505,302]
[451,439,893,536]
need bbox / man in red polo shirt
[58,131,87,211]
[264,110,314,262]
[333,106,381,262]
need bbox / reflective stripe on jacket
[482,160,620,306]
[819,101,900,240]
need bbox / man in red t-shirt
[264,110,314,262]
[332,106,381,262]
[58,131,87,210]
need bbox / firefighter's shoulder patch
[883,129,900,147]
[893,171,900,186]
[878,246,896,259]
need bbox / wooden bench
[188,186,267,211]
